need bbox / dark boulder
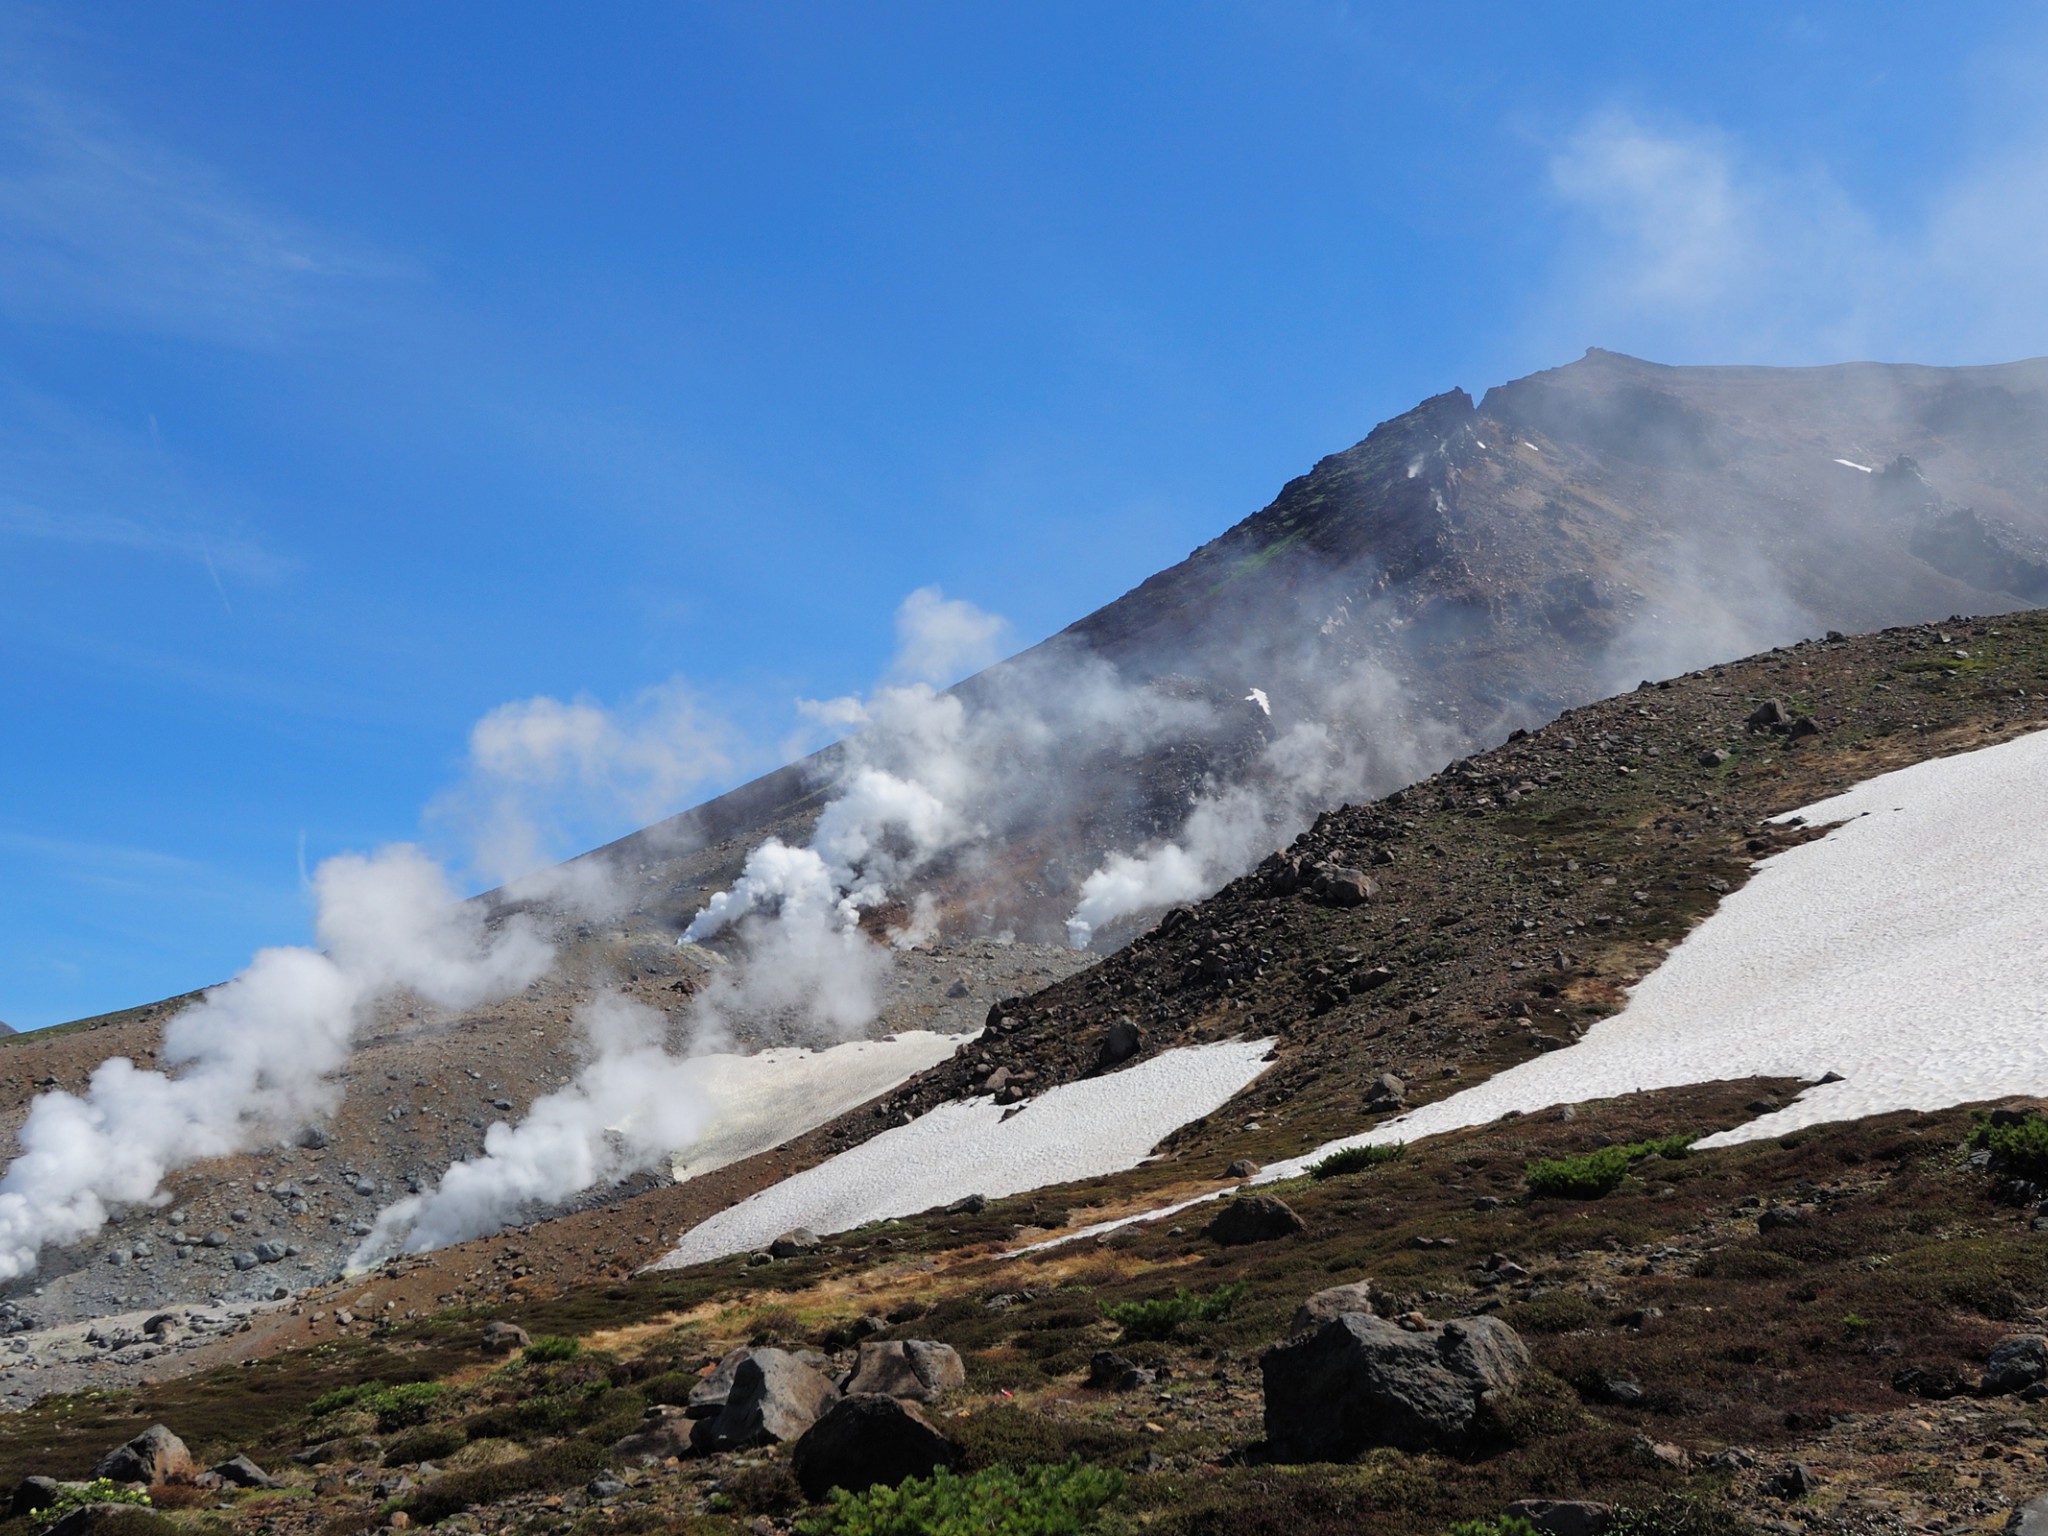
[1205,1195,1304,1246]
[791,1394,960,1502]
[93,1425,192,1485]
[1261,1313,1530,1459]
[689,1348,839,1451]
[1086,1351,1154,1390]
[687,1347,756,1416]
[1982,1334,2048,1396]
[9,1477,64,1519]
[480,1321,530,1354]
[768,1228,820,1259]
[1748,699,1790,728]
[210,1456,276,1489]
[1095,1018,1142,1072]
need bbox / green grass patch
[796,1459,1124,1536]
[1526,1135,1695,1199]
[522,1335,583,1363]
[1308,1144,1405,1180]
[25,1478,153,1519]
[1101,1282,1246,1342]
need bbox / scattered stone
[840,1339,966,1403]
[1766,1463,1818,1499]
[1506,1499,1615,1536]
[690,1348,839,1451]
[211,1455,276,1489]
[943,1193,986,1215]
[1087,1351,1153,1391]
[1226,1158,1261,1179]
[1697,749,1731,768]
[609,1405,696,1464]
[585,1474,627,1500]
[296,1126,330,1150]
[769,1228,820,1259]
[1756,1205,1806,1233]
[1315,866,1377,907]
[1748,699,1790,728]
[1366,1073,1408,1110]
[1893,1364,1970,1400]
[1290,1280,1376,1336]
[1982,1334,2048,1396]
[1261,1313,1529,1458]
[792,1393,961,1502]
[1787,716,1822,740]
[480,1321,531,1354]
[1205,1194,1304,1246]
[93,1423,193,1485]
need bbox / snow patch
[1264,725,2048,1173]
[650,1038,1274,1269]
[665,1031,968,1184]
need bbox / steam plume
[0,847,549,1280]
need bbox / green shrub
[1309,1143,1406,1180]
[639,1370,698,1407]
[1972,1116,2048,1180]
[523,1334,583,1363]
[1503,1291,1603,1334]
[308,1382,375,1418]
[362,1381,448,1431]
[1102,1282,1247,1342]
[466,1384,642,1444]
[1526,1135,1694,1199]
[796,1460,1124,1536]
[28,1479,153,1519]
[1443,1519,1539,1536]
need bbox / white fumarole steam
[349,993,711,1263]
[0,846,550,1281]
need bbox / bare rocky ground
[0,932,1087,1388]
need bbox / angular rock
[792,1393,961,1501]
[211,1455,277,1489]
[1748,698,1790,728]
[1366,1073,1407,1110]
[610,1405,696,1464]
[1506,1499,1615,1536]
[93,1424,193,1485]
[840,1339,966,1402]
[690,1348,839,1451]
[480,1321,530,1354]
[1086,1351,1153,1390]
[1261,1313,1529,1458]
[9,1476,63,1519]
[43,1505,160,1536]
[1291,1280,1376,1336]
[1095,1018,1142,1072]
[687,1347,754,1416]
[1225,1158,1261,1179]
[1205,1195,1304,1246]
[2010,1492,2048,1536]
[768,1228,820,1259]
[1766,1463,1818,1499]
[1315,867,1377,907]
[1983,1334,2048,1395]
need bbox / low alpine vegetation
[1102,1281,1247,1342]
[796,1460,1125,1536]
[1525,1133,1695,1199]
[1308,1142,1405,1179]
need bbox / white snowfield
[665,1031,968,1185]
[1258,723,2048,1180]
[1018,726,2048,1255]
[651,1038,1275,1269]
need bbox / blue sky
[3,1,2044,1030]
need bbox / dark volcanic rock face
[593,350,2048,948]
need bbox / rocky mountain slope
[5,612,2048,1536]
[6,350,2048,1342]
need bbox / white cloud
[1537,95,2048,365]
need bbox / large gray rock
[792,1394,961,1500]
[2009,1492,2048,1536]
[840,1340,966,1402]
[689,1348,839,1451]
[1291,1280,1375,1336]
[210,1456,276,1489]
[686,1346,754,1416]
[479,1321,530,1354]
[1261,1313,1529,1459]
[92,1424,193,1485]
[611,1405,697,1464]
[1206,1195,1304,1246]
[1983,1334,2048,1395]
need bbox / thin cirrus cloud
[1536,99,2048,367]
[0,70,407,347]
